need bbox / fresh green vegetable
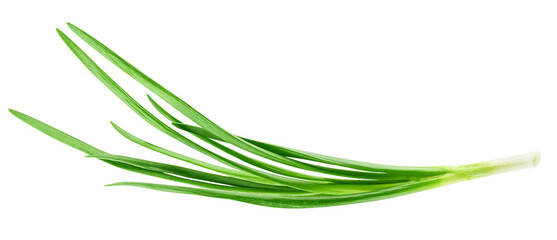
[8,23,540,208]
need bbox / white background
[1,1,555,239]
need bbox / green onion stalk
[9,23,540,208]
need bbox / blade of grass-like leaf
[56,28,348,191]
[66,23,392,180]
[109,121,277,185]
[107,173,459,208]
[173,122,448,176]
[9,109,105,155]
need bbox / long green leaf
[9,109,105,155]
[107,173,458,208]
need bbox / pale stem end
[450,151,540,179]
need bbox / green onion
[8,23,540,208]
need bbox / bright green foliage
[8,23,540,208]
